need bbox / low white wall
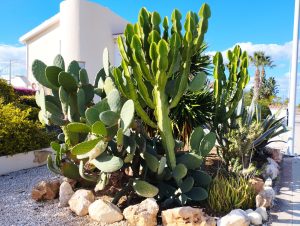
[0,148,53,175]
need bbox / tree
[249,51,275,102]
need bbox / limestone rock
[31,180,60,201]
[263,163,279,180]
[217,209,250,226]
[62,177,77,188]
[256,187,275,208]
[58,181,74,207]
[255,207,268,221]
[249,177,264,194]
[162,206,216,226]
[247,211,262,225]
[123,198,159,226]
[88,199,123,223]
[245,209,253,214]
[264,177,273,187]
[68,189,94,216]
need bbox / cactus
[210,46,250,166]
[114,4,211,171]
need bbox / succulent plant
[111,5,215,205]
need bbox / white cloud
[0,44,26,77]
[208,41,293,62]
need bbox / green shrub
[208,175,256,216]
[0,79,16,104]
[0,99,54,156]
[18,95,38,108]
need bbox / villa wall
[26,23,60,85]
[22,0,128,86]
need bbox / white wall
[60,0,127,83]
[27,23,60,85]
[24,0,128,86]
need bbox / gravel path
[0,166,128,226]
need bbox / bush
[0,79,16,104]
[208,175,256,216]
[18,95,38,108]
[14,87,36,96]
[0,99,54,156]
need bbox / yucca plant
[170,89,214,147]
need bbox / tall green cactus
[211,46,250,166]
[114,4,211,170]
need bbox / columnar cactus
[114,4,211,170]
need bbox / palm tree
[249,51,275,102]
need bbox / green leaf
[67,60,81,82]
[143,151,159,172]
[71,138,101,155]
[199,132,216,157]
[45,66,63,89]
[66,122,91,133]
[180,176,194,193]
[92,121,107,136]
[189,72,207,91]
[177,153,202,169]
[91,153,123,173]
[58,72,78,93]
[53,55,65,70]
[133,180,159,198]
[173,163,187,180]
[190,127,204,152]
[191,170,212,187]
[85,107,99,125]
[50,141,60,153]
[120,100,135,131]
[79,68,89,85]
[185,187,208,201]
[61,162,81,180]
[107,89,121,113]
[100,110,119,126]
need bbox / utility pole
[288,0,300,155]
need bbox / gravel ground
[0,166,128,226]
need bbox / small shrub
[0,99,54,156]
[14,87,36,96]
[18,95,38,108]
[208,174,256,216]
[0,79,16,104]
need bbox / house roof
[19,14,60,44]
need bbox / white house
[19,0,128,86]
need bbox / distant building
[1,75,31,88]
[19,0,128,86]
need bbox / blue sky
[0,0,298,103]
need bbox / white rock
[68,189,94,216]
[162,206,216,226]
[217,209,250,226]
[247,211,262,225]
[255,207,268,221]
[263,163,279,180]
[123,198,159,226]
[264,177,273,187]
[256,187,276,208]
[88,199,123,223]
[245,209,254,214]
[58,181,74,207]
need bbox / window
[78,61,86,69]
